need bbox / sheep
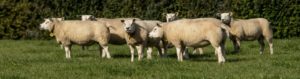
[149,18,227,63]
[82,16,146,60]
[80,15,99,50]
[81,15,95,21]
[120,19,150,62]
[218,12,273,55]
[165,12,178,22]
[141,20,166,59]
[81,15,165,59]
[49,17,64,49]
[81,15,166,59]
[164,13,204,56]
[40,18,111,59]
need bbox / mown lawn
[0,38,299,79]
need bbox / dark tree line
[0,0,299,39]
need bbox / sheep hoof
[218,61,225,64]
[231,51,239,54]
[147,57,152,60]
[161,55,168,58]
[259,52,263,55]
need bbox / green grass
[0,38,300,79]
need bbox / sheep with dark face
[40,18,111,59]
[218,12,273,54]
[149,18,227,63]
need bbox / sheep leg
[146,47,153,59]
[192,48,197,54]
[214,49,218,56]
[198,48,204,55]
[214,46,226,63]
[82,46,85,50]
[175,47,183,61]
[183,48,189,59]
[267,38,273,55]
[60,45,64,49]
[181,46,186,61]
[128,45,135,62]
[230,37,239,53]
[258,38,265,55]
[64,45,71,59]
[99,45,105,58]
[236,38,241,52]
[155,45,163,57]
[192,48,203,55]
[103,45,111,59]
[161,41,168,57]
[136,45,144,61]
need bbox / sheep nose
[126,27,130,30]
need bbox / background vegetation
[0,0,299,39]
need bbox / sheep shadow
[113,54,131,58]
[167,53,252,63]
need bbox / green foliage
[0,0,299,39]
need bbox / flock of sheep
[39,12,273,63]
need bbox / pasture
[0,38,299,79]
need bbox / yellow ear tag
[50,33,54,37]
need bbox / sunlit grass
[0,38,299,79]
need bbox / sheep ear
[156,23,162,27]
[175,12,179,16]
[229,12,233,16]
[162,13,166,16]
[61,17,64,20]
[120,20,125,23]
[216,13,221,17]
[132,19,136,22]
[49,18,53,22]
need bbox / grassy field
[0,38,299,79]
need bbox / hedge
[0,0,299,39]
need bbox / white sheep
[218,12,273,54]
[149,18,227,63]
[82,15,165,59]
[81,15,97,21]
[165,12,178,22]
[164,13,204,56]
[120,19,149,62]
[40,18,111,59]
[50,17,64,49]
[142,20,166,59]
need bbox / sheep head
[51,17,64,21]
[40,18,55,31]
[121,19,137,34]
[81,15,96,21]
[149,23,163,39]
[166,12,178,22]
[220,12,233,25]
